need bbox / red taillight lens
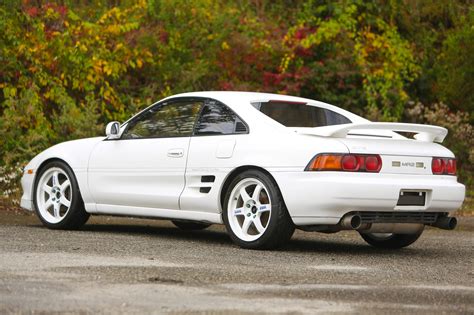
[365,155,382,172]
[306,154,382,173]
[431,158,445,175]
[342,155,359,171]
[445,159,456,175]
[432,157,456,175]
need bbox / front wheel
[223,170,294,249]
[359,228,424,249]
[33,161,89,229]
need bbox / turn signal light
[432,157,456,175]
[306,154,382,173]
[308,154,342,171]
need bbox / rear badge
[392,161,425,169]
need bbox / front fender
[20,137,104,211]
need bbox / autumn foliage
[1,0,473,201]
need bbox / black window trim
[106,97,249,141]
[192,98,250,137]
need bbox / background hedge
[1,0,472,204]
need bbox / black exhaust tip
[432,216,457,230]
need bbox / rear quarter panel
[181,129,349,214]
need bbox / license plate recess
[397,191,426,206]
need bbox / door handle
[167,148,184,158]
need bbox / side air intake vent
[201,176,215,183]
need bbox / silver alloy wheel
[227,178,272,242]
[36,167,72,224]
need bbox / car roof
[167,91,317,104]
[166,91,367,123]
[122,91,366,128]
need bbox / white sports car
[20,92,465,249]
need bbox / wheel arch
[219,165,288,215]
[36,157,71,175]
[31,157,75,200]
[32,157,86,206]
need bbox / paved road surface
[0,211,473,314]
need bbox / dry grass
[0,197,29,215]
[456,189,474,216]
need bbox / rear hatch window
[253,101,351,127]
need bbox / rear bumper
[271,172,465,226]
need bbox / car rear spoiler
[295,122,448,143]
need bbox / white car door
[180,99,249,213]
[88,98,203,211]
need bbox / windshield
[253,101,351,127]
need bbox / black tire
[223,170,295,250]
[33,161,90,229]
[359,228,424,249]
[172,220,211,231]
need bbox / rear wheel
[223,170,294,249]
[359,228,424,249]
[33,161,89,229]
[172,220,211,231]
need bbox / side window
[122,100,202,139]
[194,100,248,135]
[324,109,351,125]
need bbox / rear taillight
[307,154,342,171]
[446,159,456,175]
[431,158,445,174]
[341,155,359,171]
[432,157,456,175]
[365,155,382,172]
[306,154,382,173]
